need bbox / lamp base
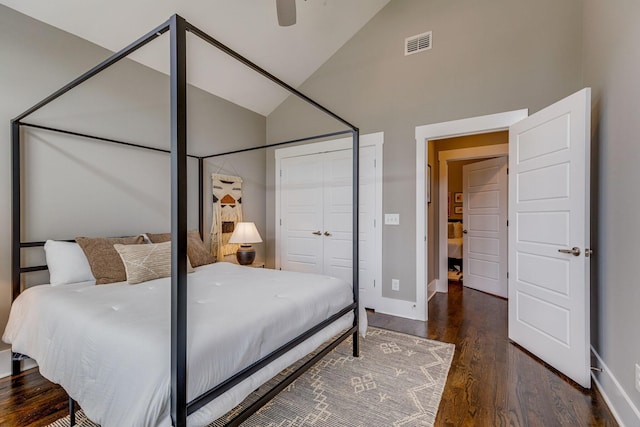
[236,245,256,265]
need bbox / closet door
[279,154,324,274]
[322,149,353,283]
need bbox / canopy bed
[7,14,360,427]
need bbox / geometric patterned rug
[47,328,455,427]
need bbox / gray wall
[267,0,583,301]
[0,6,266,351]
[583,0,640,419]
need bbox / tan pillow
[146,230,216,267]
[453,222,464,238]
[448,223,455,239]
[114,241,194,285]
[76,235,145,284]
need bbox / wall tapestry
[210,173,243,260]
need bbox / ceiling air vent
[405,31,432,56]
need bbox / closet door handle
[324,231,332,237]
[312,231,322,236]
[463,229,468,234]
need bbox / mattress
[3,262,365,427]
[448,237,463,259]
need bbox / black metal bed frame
[10,14,359,427]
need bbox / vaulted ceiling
[1,0,390,115]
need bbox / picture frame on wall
[454,206,463,214]
[454,192,463,203]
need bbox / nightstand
[223,255,265,268]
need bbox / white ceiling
[1,0,390,116]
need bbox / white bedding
[448,237,463,259]
[3,262,365,427]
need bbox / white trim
[591,347,640,427]
[427,279,437,302]
[0,349,38,378]
[274,132,384,310]
[415,110,528,319]
[437,145,509,292]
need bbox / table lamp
[228,222,262,265]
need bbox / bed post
[169,14,189,427]
[198,157,204,240]
[352,128,360,358]
[11,120,22,376]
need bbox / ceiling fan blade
[276,0,296,26]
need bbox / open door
[462,157,508,298]
[508,88,591,388]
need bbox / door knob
[558,247,581,256]
[462,229,468,234]
[312,231,322,236]
[324,231,332,236]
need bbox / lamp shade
[228,222,262,244]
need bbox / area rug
[47,328,454,426]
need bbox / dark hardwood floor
[0,281,617,426]
[369,281,617,426]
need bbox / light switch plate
[385,214,400,225]
[392,279,399,291]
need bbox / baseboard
[427,280,437,301]
[591,347,640,427]
[375,296,426,321]
[0,349,38,379]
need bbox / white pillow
[44,240,96,286]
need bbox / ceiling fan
[276,0,297,26]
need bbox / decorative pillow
[114,241,194,285]
[76,235,145,284]
[44,240,96,286]
[447,223,455,239]
[453,222,464,238]
[146,230,216,267]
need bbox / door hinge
[374,218,376,227]
[279,218,282,226]
[373,279,376,288]
[507,167,509,175]
[507,220,509,227]
[280,169,283,177]
[374,159,377,168]
[507,272,509,278]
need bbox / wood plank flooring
[369,281,617,426]
[0,281,617,426]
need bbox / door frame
[274,132,384,308]
[438,146,508,293]
[415,110,528,319]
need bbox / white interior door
[357,146,377,309]
[279,146,378,308]
[462,157,508,298]
[279,155,324,274]
[323,149,354,282]
[508,88,591,388]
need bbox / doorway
[415,109,528,320]
[416,89,592,389]
[434,138,508,298]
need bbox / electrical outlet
[635,363,640,393]
[392,279,400,291]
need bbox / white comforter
[3,262,364,427]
